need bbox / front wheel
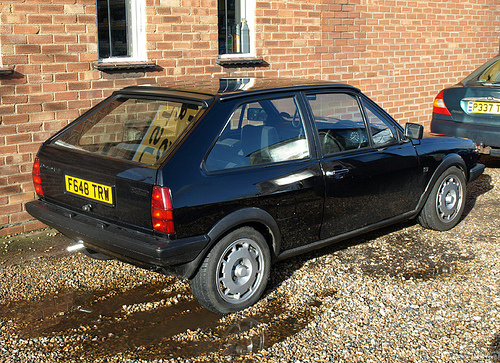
[418,166,466,231]
[189,227,271,314]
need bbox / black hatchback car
[431,54,500,156]
[27,78,484,314]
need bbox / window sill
[93,61,158,71]
[0,67,15,77]
[216,57,268,67]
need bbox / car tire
[189,227,271,314]
[418,166,466,231]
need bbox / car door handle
[325,168,349,178]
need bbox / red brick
[39,24,66,33]
[23,220,48,233]
[1,13,26,24]
[39,4,65,13]
[15,44,41,54]
[29,54,55,63]
[2,34,27,45]
[1,0,500,233]
[1,94,28,104]
[0,185,21,197]
[27,14,52,24]
[41,64,67,73]
[54,73,78,82]
[1,114,29,125]
[12,4,39,13]
[52,14,77,24]
[43,102,68,111]
[6,133,32,145]
[1,55,28,65]
[0,225,24,236]
[41,44,66,53]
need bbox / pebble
[0,162,499,362]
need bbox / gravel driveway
[1,157,499,362]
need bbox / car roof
[116,77,360,103]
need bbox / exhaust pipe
[67,240,86,252]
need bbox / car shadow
[462,171,494,219]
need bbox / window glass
[206,97,309,170]
[308,93,369,155]
[218,0,254,55]
[364,102,398,147]
[461,56,500,85]
[97,0,146,61]
[477,58,500,83]
[55,98,205,165]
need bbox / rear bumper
[431,117,500,150]
[26,200,210,277]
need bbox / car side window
[364,101,398,147]
[307,93,369,155]
[205,97,310,171]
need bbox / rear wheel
[418,166,466,231]
[189,227,271,314]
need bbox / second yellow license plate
[65,175,113,205]
[467,101,500,114]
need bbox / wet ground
[1,156,499,362]
[0,227,331,361]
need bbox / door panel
[305,91,422,239]
[320,145,420,238]
[196,94,324,250]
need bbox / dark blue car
[27,78,484,313]
[431,54,500,156]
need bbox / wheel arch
[415,153,467,214]
[172,207,281,279]
[207,208,281,259]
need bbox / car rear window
[462,56,500,85]
[54,97,206,165]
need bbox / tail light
[151,186,175,234]
[433,90,451,115]
[32,157,44,196]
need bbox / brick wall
[0,0,499,235]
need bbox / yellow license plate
[468,101,500,114]
[65,175,113,205]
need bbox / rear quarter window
[54,98,205,165]
[205,96,310,171]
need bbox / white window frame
[219,0,256,58]
[97,0,147,63]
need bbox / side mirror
[404,123,424,140]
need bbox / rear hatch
[36,91,208,232]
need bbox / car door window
[307,93,369,155]
[206,96,310,171]
[364,101,398,147]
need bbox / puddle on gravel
[0,229,331,360]
[0,229,70,267]
[0,282,328,360]
[337,229,475,280]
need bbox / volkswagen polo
[27,78,484,314]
